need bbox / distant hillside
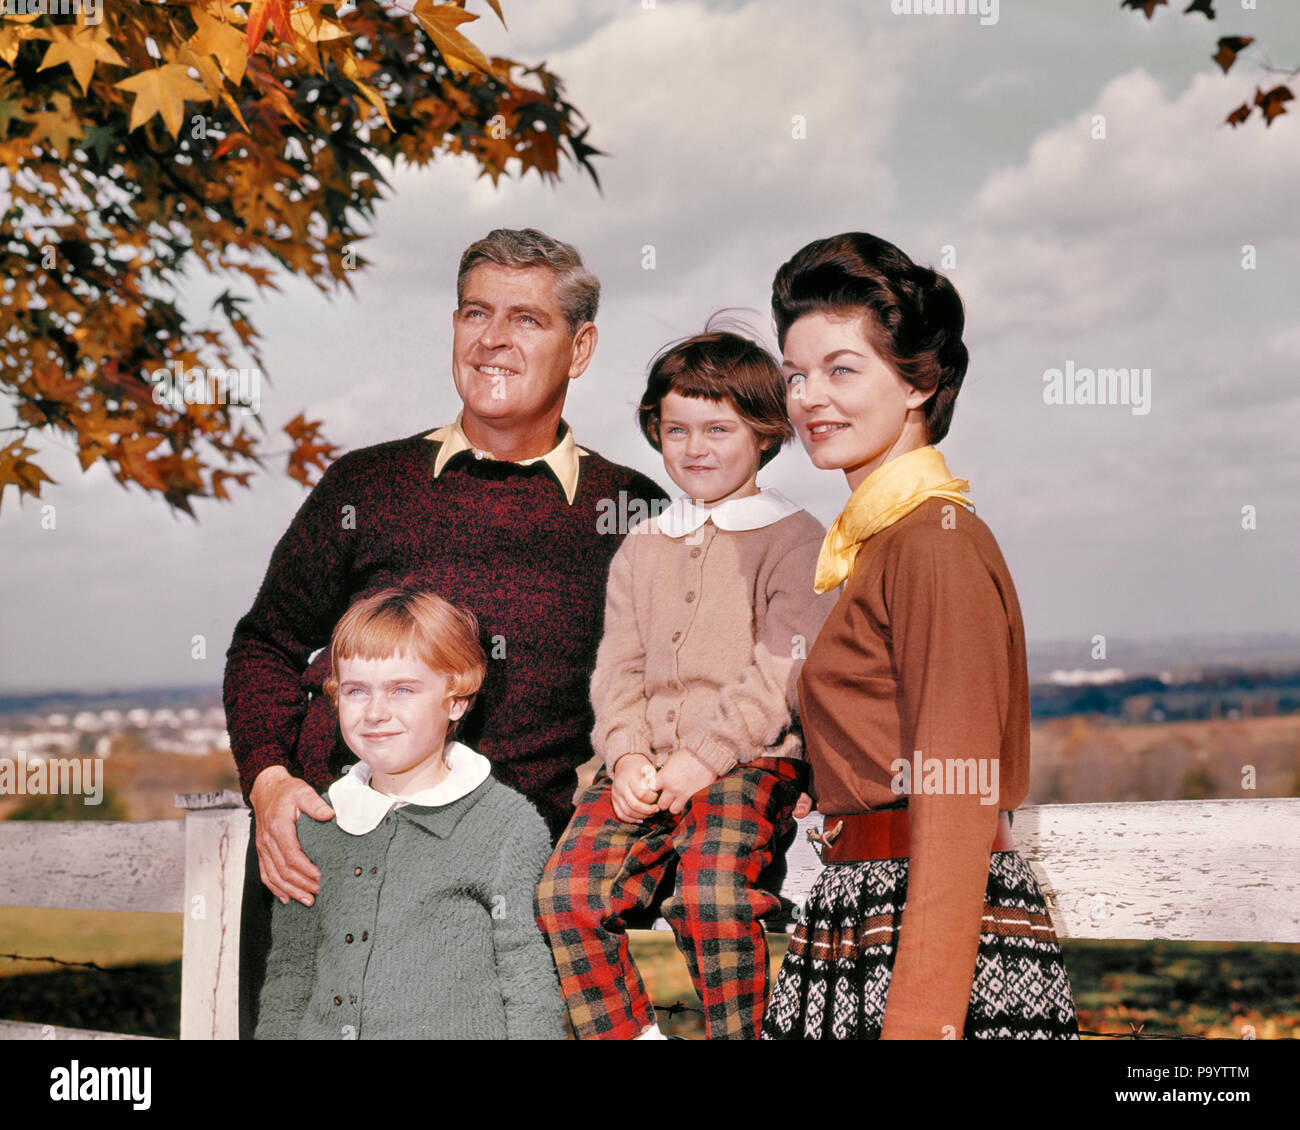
[1025,632,1300,681]
[0,685,222,721]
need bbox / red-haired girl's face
[336,654,467,796]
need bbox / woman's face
[782,310,931,491]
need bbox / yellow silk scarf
[814,445,973,593]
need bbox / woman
[760,232,1078,1040]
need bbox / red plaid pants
[535,756,805,1040]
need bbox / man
[224,228,666,1035]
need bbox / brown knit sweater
[797,496,1031,1040]
[591,506,838,778]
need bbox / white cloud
[928,69,1300,339]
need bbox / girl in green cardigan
[255,587,564,1040]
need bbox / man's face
[452,263,592,431]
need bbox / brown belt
[809,808,1014,863]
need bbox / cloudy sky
[4,0,1298,692]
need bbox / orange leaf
[246,0,293,53]
[114,65,213,138]
[412,0,495,75]
[0,442,57,510]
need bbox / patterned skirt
[760,851,1079,1040]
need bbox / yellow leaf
[0,21,45,66]
[26,92,83,158]
[351,77,392,129]
[115,64,213,138]
[220,88,250,132]
[173,45,225,102]
[36,25,125,96]
[190,8,248,87]
[411,0,494,75]
[289,7,350,43]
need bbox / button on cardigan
[254,776,565,1040]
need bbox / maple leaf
[111,434,167,491]
[25,92,84,157]
[191,7,249,86]
[210,468,253,500]
[1120,0,1168,17]
[0,19,44,67]
[287,5,351,71]
[1254,84,1294,127]
[351,77,394,129]
[412,0,496,75]
[29,358,83,405]
[1224,102,1252,128]
[36,25,126,96]
[115,65,213,138]
[245,0,294,54]
[283,413,339,485]
[1212,36,1254,75]
[0,442,57,511]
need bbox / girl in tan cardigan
[535,328,836,1039]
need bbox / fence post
[175,791,249,1040]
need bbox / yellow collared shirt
[425,414,588,506]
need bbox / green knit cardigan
[255,777,565,1040]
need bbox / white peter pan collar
[328,741,492,836]
[654,487,802,539]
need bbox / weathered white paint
[177,795,249,1041]
[0,1019,159,1041]
[1014,799,1300,942]
[0,820,184,913]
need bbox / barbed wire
[0,952,174,977]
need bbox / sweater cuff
[238,747,295,801]
[602,730,653,776]
[685,733,739,778]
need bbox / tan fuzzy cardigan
[590,508,838,778]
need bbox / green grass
[0,907,183,975]
[0,907,184,1039]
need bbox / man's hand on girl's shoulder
[250,765,335,906]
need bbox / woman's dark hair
[771,232,969,444]
[637,324,793,469]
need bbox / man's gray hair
[457,228,600,334]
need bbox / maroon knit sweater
[223,428,666,841]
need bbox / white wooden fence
[1,794,1298,1039]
